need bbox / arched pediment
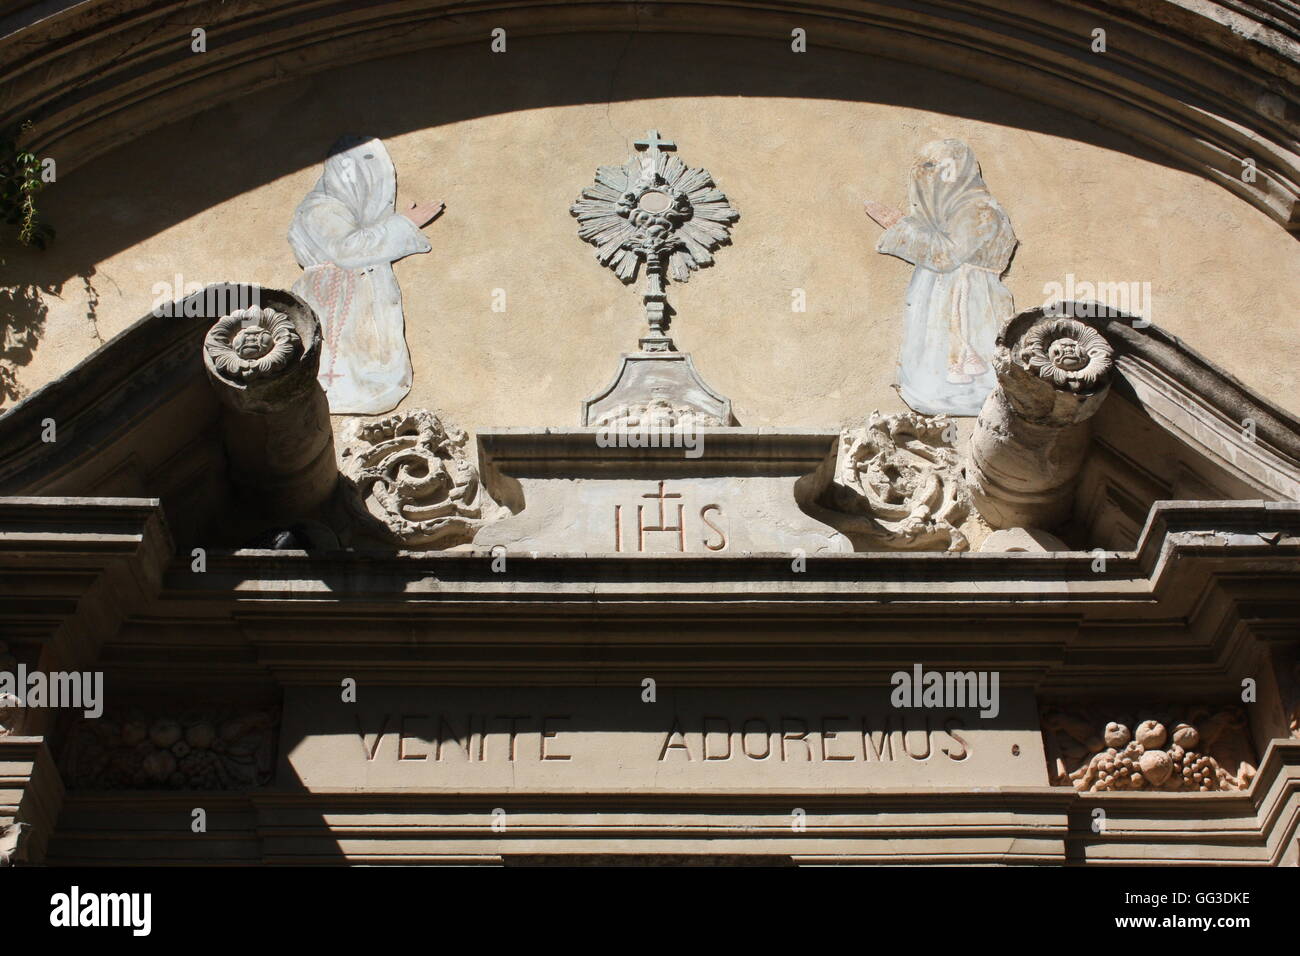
[1,0,1297,231]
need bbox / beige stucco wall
[3,34,1297,429]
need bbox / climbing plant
[0,121,54,250]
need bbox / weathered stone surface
[824,411,972,551]
[3,6,1300,869]
[977,527,1068,553]
[202,288,339,520]
[61,707,279,791]
[582,350,734,428]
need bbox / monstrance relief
[568,130,741,428]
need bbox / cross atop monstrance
[634,129,676,153]
[570,129,739,352]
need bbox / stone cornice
[40,740,1300,864]
[0,496,173,694]
[173,499,1300,607]
[3,496,1292,689]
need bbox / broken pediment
[1,289,1300,560]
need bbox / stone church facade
[0,0,1298,865]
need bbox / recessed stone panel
[280,686,1046,792]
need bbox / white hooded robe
[288,136,430,414]
[877,139,1017,417]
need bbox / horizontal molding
[39,741,1300,863]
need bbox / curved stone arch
[0,0,1296,233]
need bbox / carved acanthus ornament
[204,306,301,384]
[1042,706,1255,793]
[833,411,970,552]
[61,708,278,790]
[340,409,505,548]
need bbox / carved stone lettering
[283,687,1041,791]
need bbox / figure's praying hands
[864,200,904,230]
[402,199,446,228]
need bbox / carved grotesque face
[233,327,272,359]
[1047,337,1088,371]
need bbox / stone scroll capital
[200,290,337,521]
[992,310,1116,422]
[202,297,322,415]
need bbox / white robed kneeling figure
[288,135,443,414]
[865,139,1018,417]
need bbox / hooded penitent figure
[288,136,430,414]
[877,139,1017,416]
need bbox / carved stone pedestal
[967,306,1116,531]
[581,350,735,428]
[201,289,337,520]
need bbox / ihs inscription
[614,481,728,552]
